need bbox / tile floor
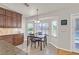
[16,40,57,55]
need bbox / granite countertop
[0,33,24,36]
[0,40,27,55]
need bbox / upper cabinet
[0,15,5,27]
[0,8,5,15]
[12,12,22,28]
[0,8,5,27]
[0,7,22,28]
[16,13,22,28]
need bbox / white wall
[58,15,71,51]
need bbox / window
[27,23,34,34]
[35,23,48,35]
[51,21,57,37]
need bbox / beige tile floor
[0,40,27,55]
[16,40,57,55]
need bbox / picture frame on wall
[61,20,67,25]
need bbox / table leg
[45,39,47,46]
[34,42,36,48]
[31,41,32,47]
[40,41,42,50]
[43,42,45,48]
[27,37,29,46]
[38,41,39,46]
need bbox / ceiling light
[33,9,40,23]
[24,3,29,7]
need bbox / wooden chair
[27,34,35,46]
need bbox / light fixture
[34,20,40,23]
[24,3,29,7]
[33,9,40,23]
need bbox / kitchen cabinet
[4,35,13,44]
[16,13,22,28]
[0,7,22,28]
[13,34,24,46]
[5,16,12,28]
[12,17,17,28]
[0,34,24,46]
[5,10,12,16]
[12,12,17,28]
[0,8,5,15]
[0,15,5,27]
[12,12,22,28]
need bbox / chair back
[44,35,47,41]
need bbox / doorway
[71,14,79,52]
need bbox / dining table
[27,34,47,50]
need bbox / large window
[51,21,57,37]
[35,23,48,35]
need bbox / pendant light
[34,9,40,23]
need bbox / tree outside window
[27,23,34,34]
[52,21,57,37]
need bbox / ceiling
[1,3,79,17]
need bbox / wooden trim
[49,42,79,55]
[57,49,79,55]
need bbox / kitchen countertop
[0,40,27,55]
[0,33,24,36]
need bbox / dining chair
[27,34,35,46]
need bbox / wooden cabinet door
[17,34,24,44]
[13,34,24,46]
[0,8,5,15]
[13,35,20,45]
[5,10,12,16]
[12,12,16,17]
[0,15,5,27]
[0,7,22,28]
[4,35,13,44]
[0,34,24,46]
[17,14,22,28]
[12,17,17,28]
[5,16,12,28]
[11,12,17,28]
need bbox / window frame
[51,20,58,38]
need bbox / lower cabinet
[4,35,13,44]
[0,34,24,46]
[13,34,24,46]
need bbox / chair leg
[40,42,42,50]
[34,42,36,48]
[27,38,29,46]
[46,42,47,46]
[45,40,47,46]
[31,41,33,47]
[43,42,45,48]
[38,41,39,47]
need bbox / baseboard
[49,42,72,52]
[49,42,58,48]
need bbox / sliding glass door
[72,14,79,52]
